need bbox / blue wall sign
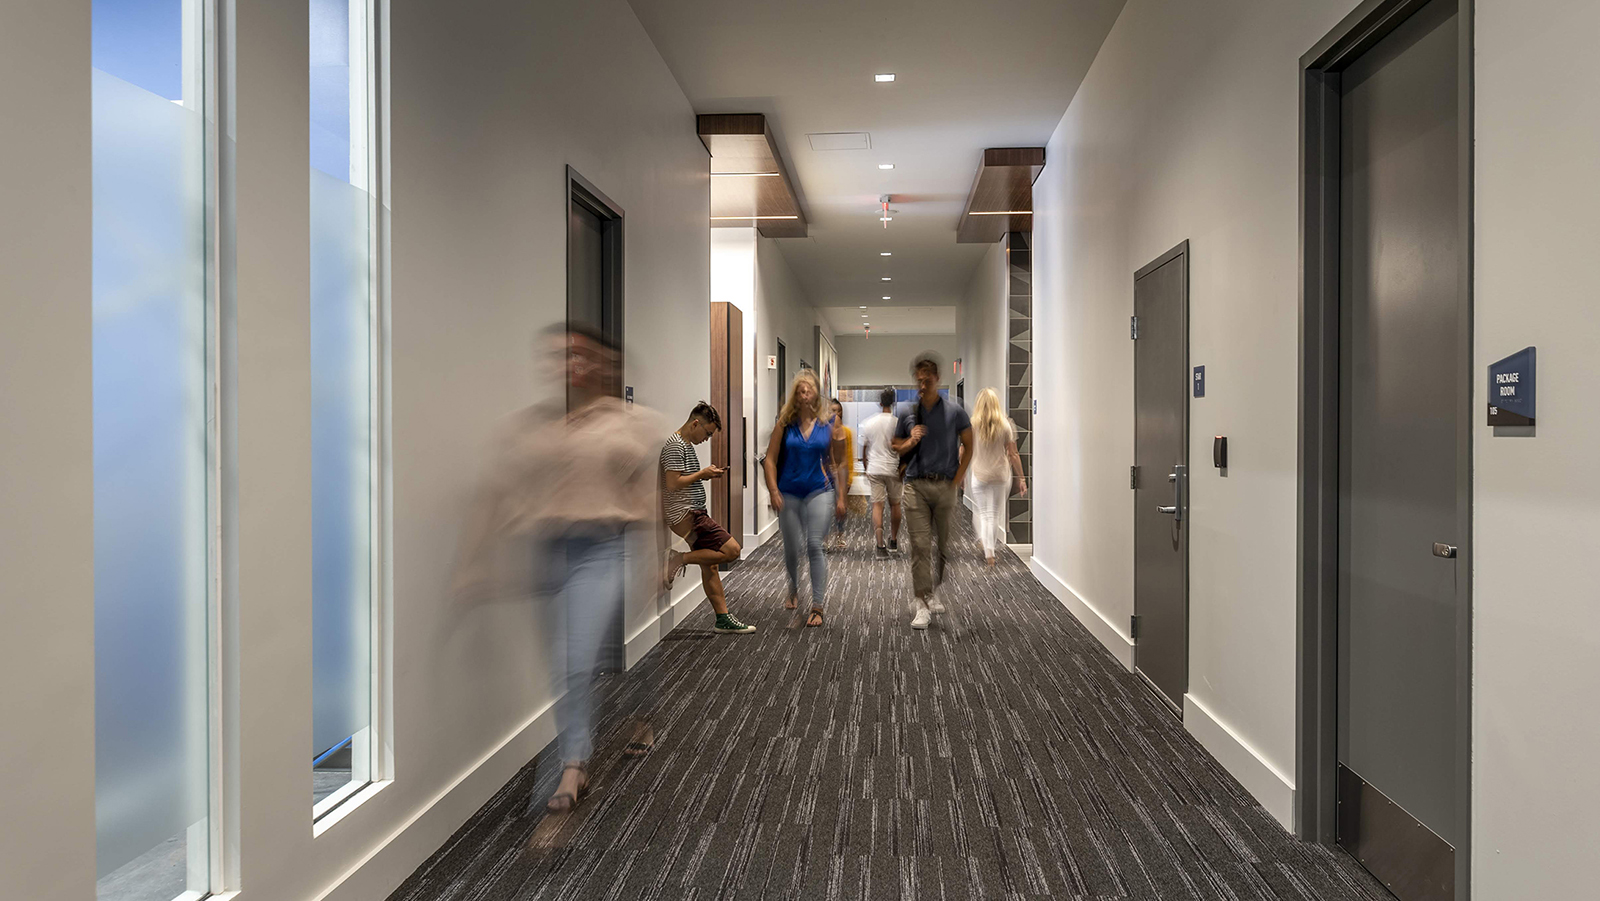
[1193,365,1205,398]
[1487,346,1535,426]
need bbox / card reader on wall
[1213,436,1227,469]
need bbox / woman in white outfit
[968,388,1027,566]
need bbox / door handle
[1156,505,1177,514]
[1432,542,1457,559]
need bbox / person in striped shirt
[661,402,755,633]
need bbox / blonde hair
[972,388,1010,444]
[777,369,822,430]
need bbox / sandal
[622,721,654,758]
[805,607,824,628]
[785,594,798,610]
[546,763,589,813]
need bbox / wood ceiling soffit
[956,147,1045,244]
[698,113,808,239]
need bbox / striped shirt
[660,433,704,525]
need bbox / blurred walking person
[762,370,847,627]
[859,388,904,557]
[826,398,855,551]
[969,388,1027,566]
[661,401,755,633]
[452,323,665,813]
[892,353,973,630]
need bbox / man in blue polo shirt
[892,352,974,629]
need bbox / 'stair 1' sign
[1487,346,1535,427]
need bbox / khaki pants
[905,478,957,598]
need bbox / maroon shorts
[687,510,734,553]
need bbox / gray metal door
[1133,243,1188,712]
[1336,2,1460,897]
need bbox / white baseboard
[624,577,706,669]
[1183,693,1296,830]
[1026,557,1134,671]
[1006,543,1032,558]
[314,700,561,901]
[744,515,779,551]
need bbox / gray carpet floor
[387,515,1391,901]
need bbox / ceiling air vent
[807,132,871,152]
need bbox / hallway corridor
[387,519,1388,901]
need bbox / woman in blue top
[761,370,848,626]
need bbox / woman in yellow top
[827,398,854,550]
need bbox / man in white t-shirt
[858,388,904,557]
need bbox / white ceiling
[820,305,957,337]
[629,0,1125,312]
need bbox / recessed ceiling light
[880,252,892,256]
[882,296,891,300]
[879,217,893,222]
[878,163,895,170]
[860,305,868,309]
[881,277,892,281]
[875,73,896,83]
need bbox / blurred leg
[778,494,804,604]
[803,489,833,609]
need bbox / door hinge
[1130,465,1139,489]
[1130,316,1139,340]
[1130,615,1140,640]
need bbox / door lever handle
[1156,505,1178,515]
[1432,542,1457,559]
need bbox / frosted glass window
[311,0,376,815]
[91,1,212,899]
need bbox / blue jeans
[544,530,627,764]
[779,489,834,608]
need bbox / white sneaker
[926,598,946,615]
[911,606,931,630]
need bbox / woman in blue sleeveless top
[761,370,847,626]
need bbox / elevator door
[1336,2,1460,898]
[1132,245,1188,712]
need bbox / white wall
[835,334,960,387]
[752,236,822,534]
[1030,0,1362,829]
[711,228,761,545]
[1473,0,1600,896]
[0,3,96,898]
[0,2,711,900]
[957,241,1009,409]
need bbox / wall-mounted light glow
[710,215,801,220]
[968,210,1034,216]
[875,73,896,82]
[878,163,895,170]
[711,171,782,178]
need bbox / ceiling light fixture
[878,163,895,170]
[875,73,896,83]
[711,171,782,177]
[709,215,800,220]
[880,252,892,256]
[880,217,893,223]
[881,277,892,281]
[968,210,1034,216]
[882,296,891,300]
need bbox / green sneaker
[714,614,756,634]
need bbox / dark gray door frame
[1133,239,1189,715]
[1296,2,1472,899]
[566,164,626,364]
